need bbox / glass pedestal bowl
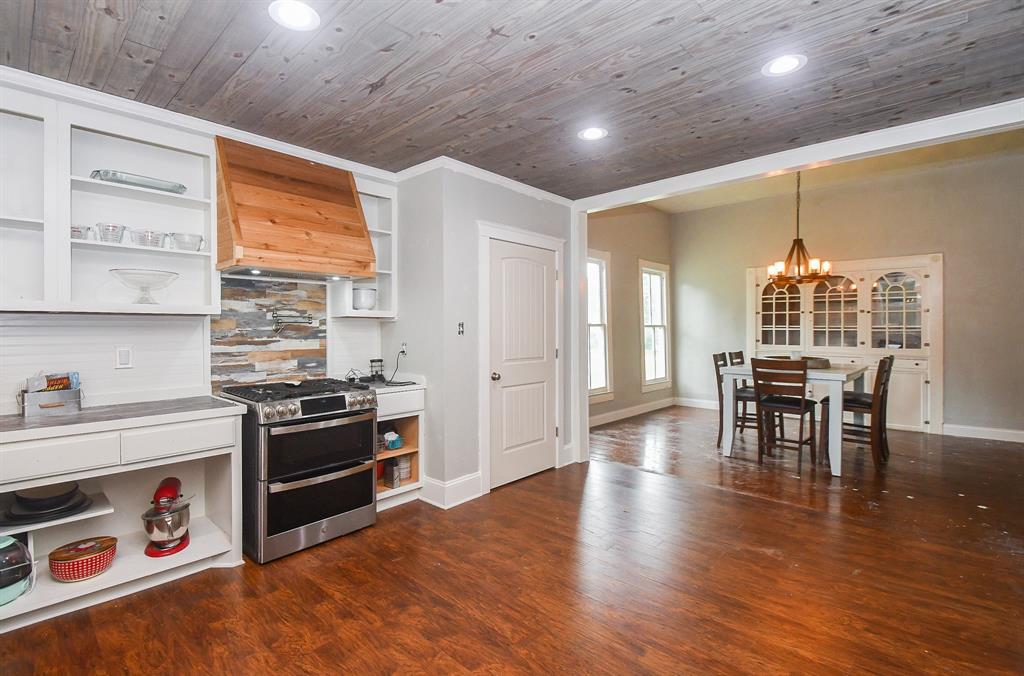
[109,268,179,304]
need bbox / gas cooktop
[221,378,369,403]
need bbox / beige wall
[670,151,1024,430]
[587,205,673,419]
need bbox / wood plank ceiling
[2,0,1023,199]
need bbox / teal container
[0,535,33,606]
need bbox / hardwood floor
[3,406,1022,674]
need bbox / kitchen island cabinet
[0,396,244,633]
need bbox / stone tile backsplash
[211,278,327,390]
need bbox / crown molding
[0,66,396,184]
[397,156,573,207]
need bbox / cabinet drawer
[377,390,425,417]
[0,432,120,483]
[121,417,236,464]
[893,358,927,371]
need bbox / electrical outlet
[115,345,133,369]
[400,342,408,356]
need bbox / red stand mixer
[141,477,190,557]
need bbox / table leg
[722,374,737,457]
[828,379,844,477]
[853,372,866,427]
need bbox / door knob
[491,372,502,381]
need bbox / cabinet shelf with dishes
[71,239,212,258]
[0,493,113,539]
[328,189,399,319]
[0,83,219,315]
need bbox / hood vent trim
[215,136,375,279]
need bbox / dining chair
[750,358,817,468]
[713,352,758,447]
[819,356,895,467]
[726,351,773,437]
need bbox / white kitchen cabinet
[328,188,399,319]
[1,82,218,315]
[748,253,943,432]
[0,400,244,633]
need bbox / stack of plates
[0,482,92,527]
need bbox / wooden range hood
[215,136,375,278]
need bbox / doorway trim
[478,220,565,493]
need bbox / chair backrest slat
[873,355,895,421]
[750,358,808,399]
[727,351,745,366]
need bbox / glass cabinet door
[870,271,923,350]
[759,282,802,348]
[811,276,858,349]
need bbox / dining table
[720,362,868,477]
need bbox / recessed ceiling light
[577,127,608,141]
[761,54,807,77]
[268,0,321,31]
[251,269,262,275]
[330,276,341,281]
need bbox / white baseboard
[557,442,576,467]
[674,397,718,410]
[419,472,483,510]
[377,488,421,512]
[943,424,1024,444]
[589,398,676,427]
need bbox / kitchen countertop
[0,395,245,444]
[367,380,426,395]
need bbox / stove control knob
[276,405,288,418]
[262,406,276,420]
[287,403,299,416]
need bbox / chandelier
[767,171,832,284]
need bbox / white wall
[670,151,1024,430]
[381,170,447,479]
[0,314,209,414]
[586,205,673,420]
[383,167,572,483]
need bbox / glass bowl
[170,233,205,251]
[95,223,125,243]
[109,268,179,304]
[129,229,167,248]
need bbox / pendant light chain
[767,169,831,284]
[795,171,801,239]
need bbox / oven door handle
[267,460,376,494]
[268,411,376,436]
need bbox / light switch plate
[115,345,133,369]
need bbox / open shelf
[376,481,422,500]
[0,516,230,621]
[71,239,211,258]
[1,216,44,230]
[71,175,210,208]
[0,493,113,538]
[377,445,419,461]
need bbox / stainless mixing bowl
[141,503,190,545]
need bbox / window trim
[587,249,614,400]
[638,259,671,392]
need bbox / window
[587,250,612,401]
[812,276,858,348]
[760,282,801,346]
[640,260,670,390]
[872,272,922,349]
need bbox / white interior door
[489,238,557,489]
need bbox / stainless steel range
[220,378,378,563]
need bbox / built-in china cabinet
[746,254,943,432]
